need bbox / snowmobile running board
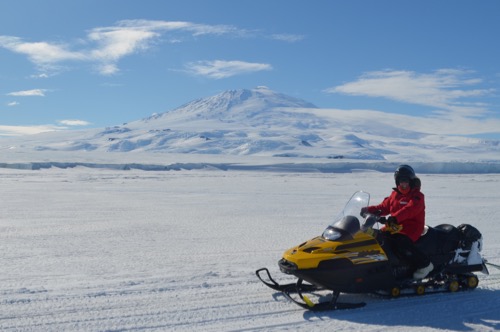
[255,268,366,311]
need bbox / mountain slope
[2,86,500,163]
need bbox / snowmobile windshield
[322,191,370,241]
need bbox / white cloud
[58,119,91,126]
[95,63,120,76]
[325,69,495,118]
[89,28,158,60]
[1,20,287,76]
[185,60,272,79]
[31,73,50,79]
[7,89,46,97]
[320,108,500,137]
[0,120,89,137]
[114,19,240,36]
[0,36,85,73]
[7,101,19,107]
[270,34,305,42]
[0,125,64,136]
[86,20,254,75]
[0,36,85,64]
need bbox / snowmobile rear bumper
[445,263,488,275]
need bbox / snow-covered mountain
[2,86,500,172]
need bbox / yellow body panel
[282,232,388,270]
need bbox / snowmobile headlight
[322,227,342,241]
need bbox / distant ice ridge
[1,160,500,174]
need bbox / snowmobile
[256,191,490,311]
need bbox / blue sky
[1,0,499,138]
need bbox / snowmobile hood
[281,231,387,270]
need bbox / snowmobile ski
[256,268,366,311]
[256,267,318,292]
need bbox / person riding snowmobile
[361,165,434,279]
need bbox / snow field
[0,168,499,331]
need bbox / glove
[387,216,397,225]
[386,216,401,232]
[378,216,397,226]
[360,207,369,217]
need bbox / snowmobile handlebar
[361,213,402,234]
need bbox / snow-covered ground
[1,167,499,331]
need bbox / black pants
[389,233,430,269]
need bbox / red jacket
[367,187,425,242]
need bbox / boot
[413,262,433,279]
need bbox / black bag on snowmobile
[458,224,482,250]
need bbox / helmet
[394,164,416,185]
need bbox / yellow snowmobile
[256,191,489,311]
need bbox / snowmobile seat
[416,224,461,266]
